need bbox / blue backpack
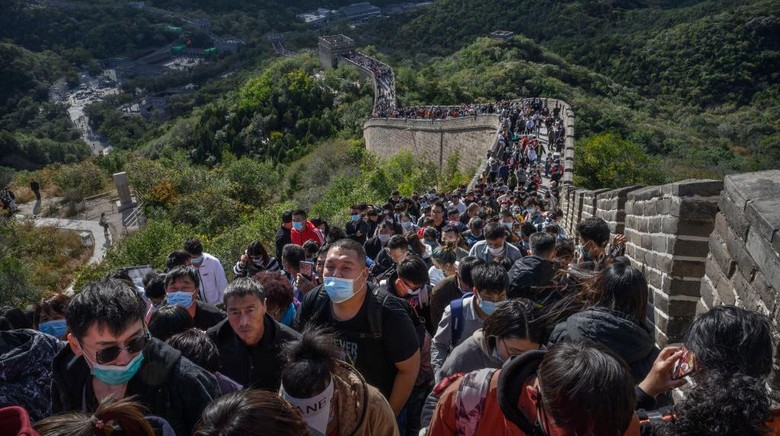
[449,293,471,347]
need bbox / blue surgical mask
[378,234,391,243]
[323,272,364,304]
[293,222,304,231]
[579,245,591,262]
[88,352,145,386]
[502,222,513,229]
[401,221,413,231]
[478,296,504,316]
[39,319,67,339]
[191,255,204,264]
[166,291,193,309]
[351,214,361,222]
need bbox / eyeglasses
[86,331,151,364]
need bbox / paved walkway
[16,215,111,265]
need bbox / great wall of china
[318,35,780,391]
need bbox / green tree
[574,132,666,189]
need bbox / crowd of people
[1,100,777,436]
[343,51,397,118]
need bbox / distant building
[296,8,334,28]
[339,2,381,22]
[319,34,355,69]
[490,30,515,42]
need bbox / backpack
[455,368,499,435]
[449,293,471,347]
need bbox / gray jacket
[436,329,502,384]
[468,240,523,264]
[430,295,484,377]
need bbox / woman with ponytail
[34,397,164,436]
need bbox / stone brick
[656,254,673,272]
[746,198,780,246]
[645,265,663,289]
[676,219,717,238]
[723,170,780,210]
[652,234,670,253]
[719,190,751,241]
[677,198,720,220]
[699,275,718,308]
[628,186,663,202]
[648,218,662,234]
[670,258,706,278]
[662,217,679,234]
[746,230,780,292]
[665,276,704,298]
[671,238,711,259]
[731,269,753,303]
[667,298,699,318]
[752,270,777,313]
[657,198,673,215]
[708,231,737,278]
[666,317,693,343]
[653,290,669,313]
[716,273,738,305]
[696,298,709,316]
[672,179,723,197]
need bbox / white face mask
[487,245,504,256]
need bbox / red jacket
[291,221,324,246]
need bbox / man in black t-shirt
[294,239,420,417]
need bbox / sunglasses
[90,331,151,364]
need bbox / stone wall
[624,180,722,345]
[698,170,780,391]
[363,115,502,174]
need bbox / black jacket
[0,329,65,421]
[549,307,659,383]
[51,337,219,435]
[207,314,300,391]
[364,236,384,261]
[275,226,291,260]
[193,300,226,330]
[507,255,561,305]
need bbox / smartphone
[672,346,699,380]
[300,261,314,279]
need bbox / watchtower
[318,34,355,69]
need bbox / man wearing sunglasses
[51,279,220,435]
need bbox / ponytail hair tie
[94,419,105,430]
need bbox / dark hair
[529,232,556,257]
[497,256,515,272]
[521,222,536,238]
[253,271,293,313]
[405,233,426,257]
[469,217,483,230]
[431,243,457,265]
[282,244,305,270]
[223,277,265,307]
[554,238,575,261]
[685,305,772,377]
[33,397,154,436]
[34,293,71,326]
[166,250,191,271]
[484,222,506,240]
[576,217,611,247]
[471,263,508,295]
[107,270,135,289]
[292,209,307,218]
[483,298,546,346]
[281,210,293,223]
[0,306,32,329]
[184,238,204,256]
[167,328,220,373]
[668,371,770,435]
[195,390,309,436]
[397,256,429,286]
[302,240,320,259]
[327,238,367,264]
[148,305,194,341]
[538,341,635,435]
[422,226,438,240]
[247,240,270,263]
[458,256,485,289]
[326,226,346,244]
[165,266,200,289]
[281,327,340,398]
[544,224,561,236]
[387,234,408,251]
[143,273,166,300]
[66,280,146,341]
[583,262,648,321]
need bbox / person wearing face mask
[369,233,408,282]
[364,220,395,262]
[233,240,280,279]
[291,209,325,247]
[345,205,371,244]
[281,328,399,436]
[468,222,523,264]
[294,239,421,426]
[184,238,228,305]
[463,217,485,248]
[51,279,220,435]
[430,263,508,380]
[34,293,71,340]
[429,243,457,287]
[398,212,418,235]
[165,266,225,331]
